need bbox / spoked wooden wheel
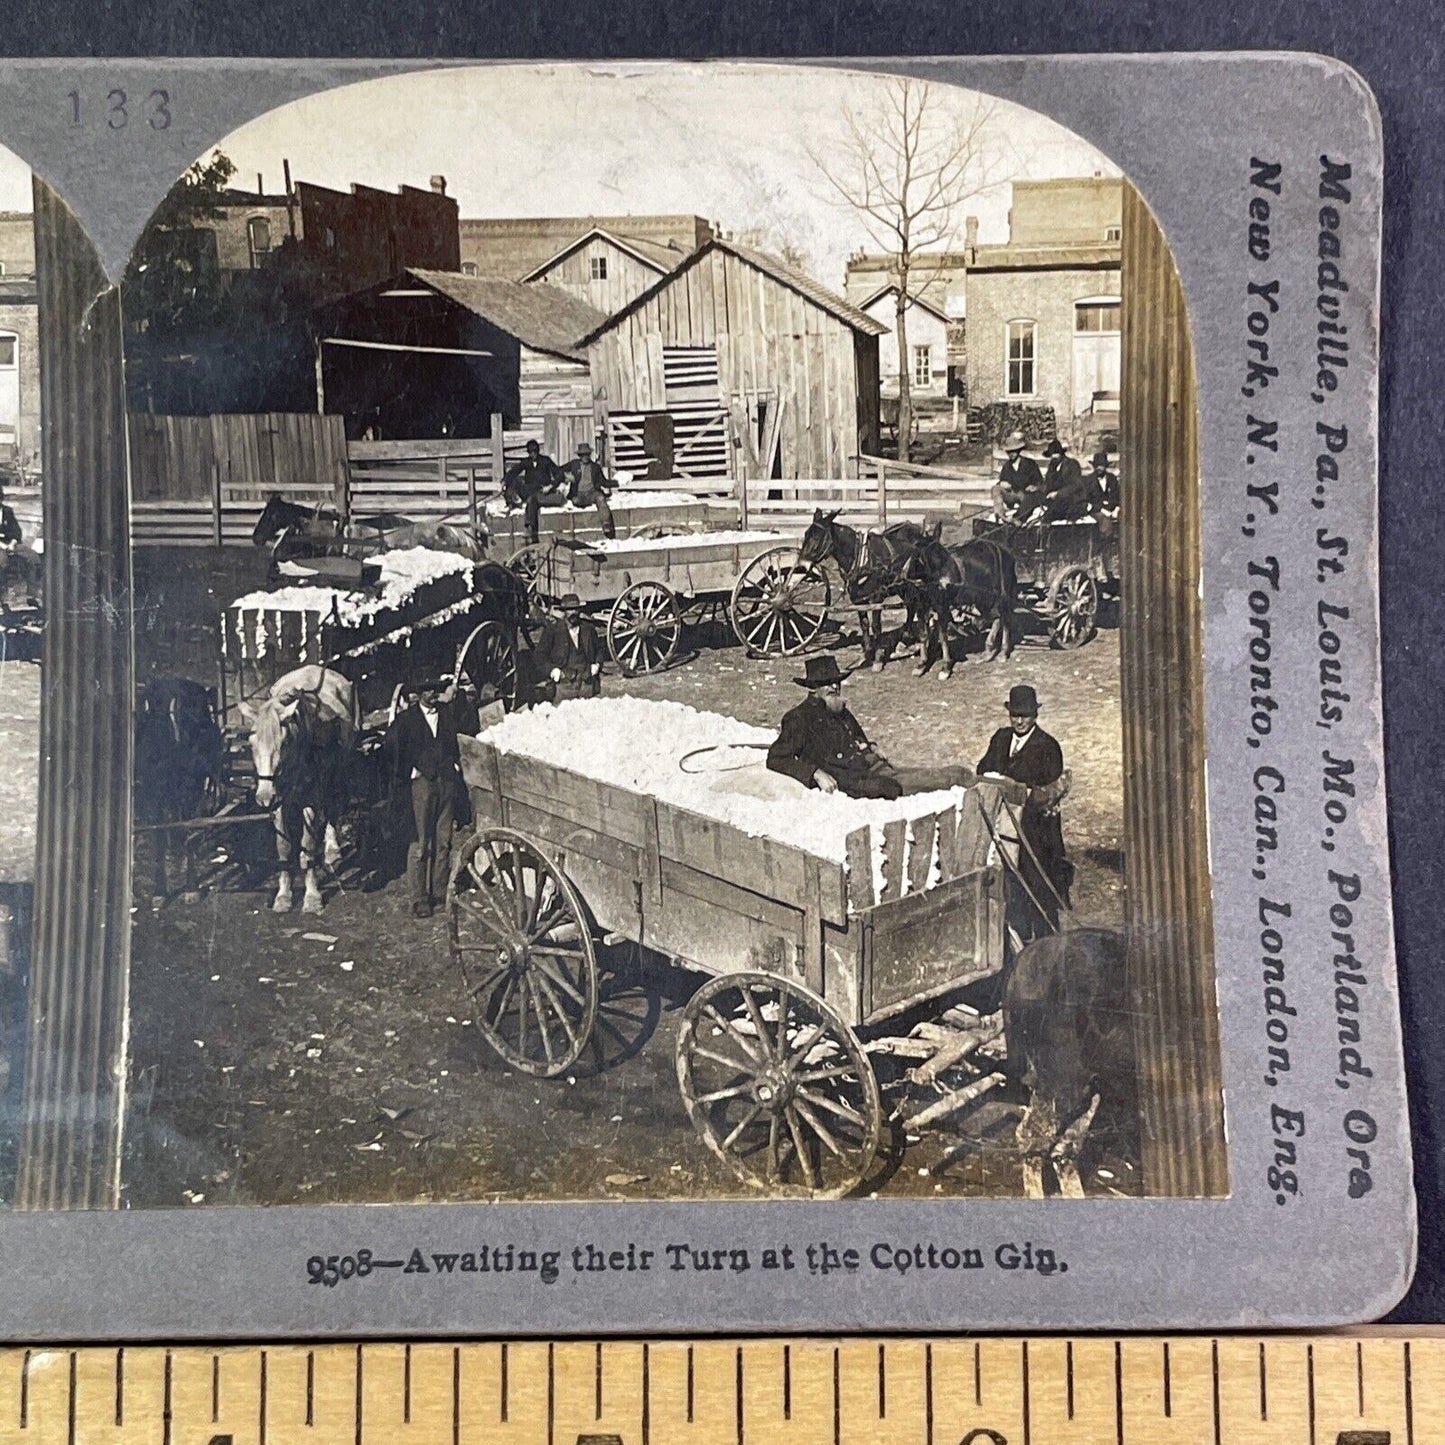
[506,543,548,603]
[729,547,832,657]
[448,827,598,1078]
[455,618,519,710]
[608,580,682,675]
[676,971,881,1198]
[1047,565,1099,650]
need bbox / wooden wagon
[453,716,1011,1197]
[508,530,834,675]
[221,549,530,725]
[970,514,1119,650]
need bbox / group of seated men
[991,431,1119,526]
[501,438,618,544]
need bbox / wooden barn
[579,239,885,483]
[519,227,689,314]
[312,268,605,456]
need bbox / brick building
[459,214,713,281]
[965,178,1122,433]
[0,212,39,472]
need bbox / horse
[902,533,1018,678]
[240,664,359,915]
[252,493,348,566]
[797,509,932,670]
[134,675,227,898]
[1002,927,1136,1198]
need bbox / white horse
[241,665,358,914]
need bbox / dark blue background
[3,0,1439,1322]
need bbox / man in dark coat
[501,439,567,544]
[533,594,603,703]
[767,655,973,800]
[977,683,1072,943]
[0,483,37,606]
[1039,438,1084,512]
[1088,450,1120,517]
[385,674,480,918]
[992,432,1047,522]
[1042,450,1103,522]
[558,442,617,539]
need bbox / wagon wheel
[729,547,832,658]
[448,827,599,1078]
[1047,564,1099,650]
[506,543,548,603]
[676,971,881,1199]
[455,618,519,711]
[608,580,682,675]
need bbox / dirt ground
[123,573,1137,1209]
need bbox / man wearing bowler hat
[768,654,973,800]
[1040,437,1083,506]
[977,684,1072,941]
[1088,449,1119,518]
[992,432,1047,522]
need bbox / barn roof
[518,227,687,282]
[406,269,607,360]
[578,238,888,344]
[859,284,951,324]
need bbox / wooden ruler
[0,1335,1437,1445]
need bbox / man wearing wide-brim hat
[1039,437,1084,519]
[977,683,1072,941]
[534,592,603,703]
[992,430,1047,523]
[559,441,617,540]
[767,654,974,800]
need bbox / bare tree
[812,78,1004,462]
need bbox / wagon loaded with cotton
[453,697,1012,1198]
[221,546,532,723]
[508,530,834,675]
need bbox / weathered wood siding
[127,412,349,502]
[588,249,866,479]
[519,347,594,458]
[531,238,666,313]
[17,179,132,1209]
[1120,181,1228,1197]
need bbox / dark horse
[252,494,348,566]
[253,493,485,571]
[902,533,1019,678]
[797,509,933,670]
[241,664,358,915]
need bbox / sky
[0,63,1120,286]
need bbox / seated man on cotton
[767,654,972,800]
[559,442,618,540]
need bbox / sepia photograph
[0,61,1225,1210]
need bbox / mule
[902,534,1019,678]
[1002,927,1136,1198]
[242,664,358,915]
[252,494,347,565]
[797,509,931,670]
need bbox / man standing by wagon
[976,684,1072,944]
[767,654,973,800]
[386,674,480,919]
[992,432,1047,522]
[559,441,618,540]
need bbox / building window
[461,261,478,276]
[0,262,6,276]
[1075,299,1121,333]
[0,333,15,368]
[1006,320,1036,397]
[912,344,932,388]
[590,255,608,281]
[1104,225,1122,243]
[246,215,271,268]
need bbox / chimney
[964,215,979,264]
[257,172,264,195]
[430,175,448,196]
